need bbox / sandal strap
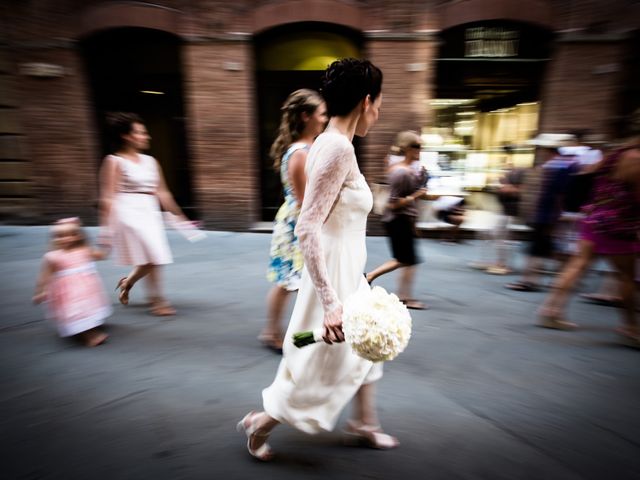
[346,422,398,449]
[250,442,272,460]
[368,431,398,449]
[238,412,273,460]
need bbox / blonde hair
[270,89,324,171]
[50,217,87,251]
[389,130,421,156]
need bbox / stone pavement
[0,226,638,480]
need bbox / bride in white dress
[238,59,398,461]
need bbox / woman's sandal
[115,277,131,305]
[236,411,274,461]
[505,281,540,292]
[343,420,399,450]
[537,308,577,330]
[580,293,623,308]
[399,298,428,310]
[149,298,176,316]
[257,333,283,354]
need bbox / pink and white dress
[110,154,173,266]
[44,248,112,337]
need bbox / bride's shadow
[266,432,353,468]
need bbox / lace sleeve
[295,136,355,314]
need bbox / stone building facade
[1,0,639,229]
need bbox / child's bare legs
[608,254,638,338]
[78,328,108,347]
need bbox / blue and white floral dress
[266,143,309,291]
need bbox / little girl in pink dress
[33,218,112,347]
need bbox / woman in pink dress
[99,113,189,316]
[538,137,640,346]
[33,218,111,347]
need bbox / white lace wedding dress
[262,131,383,434]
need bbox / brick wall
[363,38,436,183]
[183,41,258,230]
[3,0,640,228]
[13,47,98,223]
[538,41,627,138]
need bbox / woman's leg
[352,382,379,426]
[261,285,290,347]
[494,214,511,269]
[145,264,162,300]
[397,265,417,302]
[541,240,595,316]
[367,259,403,283]
[607,254,638,336]
[146,265,176,315]
[117,264,152,304]
[368,218,407,283]
[348,383,398,448]
[126,264,153,289]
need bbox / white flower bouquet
[292,286,412,362]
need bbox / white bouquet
[292,286,412,362]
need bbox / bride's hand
[323,304,344,344]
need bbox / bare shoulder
[102,154,118,165]
[43,249,61,266]
[100,155,121,175]
[289,148,308,164]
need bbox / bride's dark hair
[321,58,382,117]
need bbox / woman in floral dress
[261,89,327,351]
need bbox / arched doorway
[425,20,553,189]
[80,27,196,216]
[254,22,362,221]
[618,29,640,135]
